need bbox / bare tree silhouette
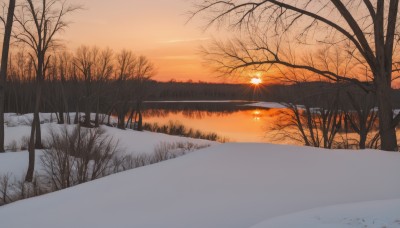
[0,0,16,152]
[14,0,80,182]
[191,0,400,151]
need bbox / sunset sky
[64,0,224,82]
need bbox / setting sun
[250,78,262,85]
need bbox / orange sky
[63,0,226,82]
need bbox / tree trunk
[25,116,36,182]
[84,97,91,127]
[25,80,42,182]
[137,111,143,131]
[59,111,64,124]
[61,84,70,124]
[359,133,367,150]
[126,109,135,129]
[376,79,398,151]
[0,0,16,153]
[94,98,99,127]
[107,109,112,126]
[34,111,42,149]
[74,100,79,124]
[26,47,44,182]
[117,112,125,130]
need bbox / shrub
[41,125,120,190]
[116,141,210,172]
[143,121,228,142]
[20,136,30,151]
[6,140,18,152]
[0,173,47,206]
[0,173,13,205]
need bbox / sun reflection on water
[252,110,262,121]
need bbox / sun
[250,77,262,85]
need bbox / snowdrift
[0,143,399,228]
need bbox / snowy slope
[0,143,399,228]
[250,198,400,228]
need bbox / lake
[142,101,282,143]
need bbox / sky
[63,0,223,83]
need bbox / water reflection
[142,102,278,143]
[142,102,397,148]
[142,102,256,119]
[252,110,262,121]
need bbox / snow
[250,198,400,228]
[244,102,287,109]
[0,151,42,180]
[102,126,215,156]
[0,143,399,228]
[0,113,216,179]
[3,113,216,151]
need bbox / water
[142,101,279,142]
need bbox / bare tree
[93,47,114,127]
[14,0,80,182]
[73,46,114,127]
[131,55,155,131]
[272,87,343,149]
[114,52,155,130]
[192,0,400,151]
[114,49,136,129]
[345,91,378,149]
[0,0,16,153]
[41,125,119,190]
[74,45,99,127]
[56,51,74,124]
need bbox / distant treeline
[4,80,400,115]
[145,81,259,101]
[145,81,400,109]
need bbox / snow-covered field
[0,142,399,228]
[0,113,216,179]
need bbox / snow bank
[6,125,214,154]
[1,120,216,179]
[244,102,287,109]
[0,151,43,180]
[250,198,400,228]
[103,126,215,156]
[0,143,399,228]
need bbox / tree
[74,46,114,127]
[192,0,400,151]
[55,51,74,124]
[131,55,155,131]
[74,45,99,127]
[345,91,378,149]
[271,83,344,149]
[0,0,16,153]
[93,47,114,127]
[114,49,136,129]
[14,0,79,182]
[114,51,155,130]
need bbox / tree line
[0,0,158,182]
[5,47,155,128]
